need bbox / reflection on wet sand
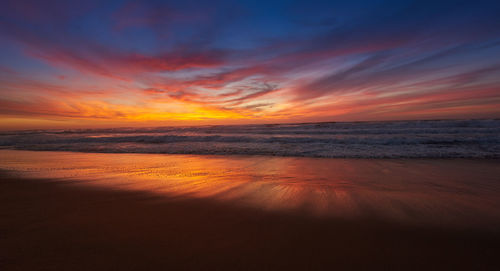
[1,150,500,230]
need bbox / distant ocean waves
[1,119,499,158]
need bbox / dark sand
[1,171,500,271]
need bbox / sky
[1,0,500,130]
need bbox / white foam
[1,119,499,158]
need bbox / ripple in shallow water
[1,150,500,231]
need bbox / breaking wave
[1,119,499,158]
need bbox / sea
[1,119,499,158]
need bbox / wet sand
[1,150,500,270]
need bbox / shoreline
[2,150,500,270]
[1,150,500,231]
[1,172,500,270]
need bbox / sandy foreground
[1,150,500,270]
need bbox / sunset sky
[1,0,500,130]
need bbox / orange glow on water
[2,150,500,229]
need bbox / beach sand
[1,150,500,270]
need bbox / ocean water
[1,119,499,158]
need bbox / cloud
[224,83,280,105]
[1,0,500,127]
